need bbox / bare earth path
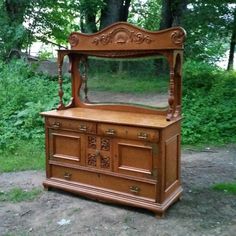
[0,145,236,236]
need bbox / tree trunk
[171,0,188,27]
[85,11,97,33]
[159,0,172,30]
[120,0,131,22]
[100,0,124,30]
[227,9,236,71]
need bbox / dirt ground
[0,145,235,236]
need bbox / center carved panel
[87,153,97,167]
[88,136,97,149]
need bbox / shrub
[182,61,236,144]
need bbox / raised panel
[164,135,179,190]
[114,139,155,178]
[49,131,83,165]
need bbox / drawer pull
[79,124,87,132]
[52,122,61,129]
[64,172,72,180]
[105,129,116,136]
[137,132,148,140]
[129,186,140,194]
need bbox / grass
[87,72,169,93]
[0,187,42,203]
[212,182,236,194]
[0,139,45,173]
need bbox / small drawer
[47,117,96,134]
[98,124,159,142]
[50,165,156,200]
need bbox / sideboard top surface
[41,107,180,128]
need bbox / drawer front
[98,124,159,142]
[50,165,156,201]
[47,117,96,134]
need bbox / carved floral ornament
[170,29,186,45]
[68,34,79,47]
[92,28,153,46]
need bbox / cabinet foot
[155,212,165,219]
[43,185,51,191]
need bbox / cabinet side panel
[164,135,179,190]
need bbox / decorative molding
[171,30,185,45]
[101,138,110,151]
[87,153,97,166]
[68,34,79,47]
[92,28,153,46]
[88,136,96,149]
[101,155,110,168]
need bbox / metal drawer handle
[129,186,140,194]
[79,124,87,132]
[64,172,72,180]
[137,132,148,139]
[52,122,61,129]
[105,128,116,136]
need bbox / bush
[182,61,236,144]
[0,60,62,150]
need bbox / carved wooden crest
[68,22,186,51]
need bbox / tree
[227,7,236,70]
[100,0,131,30]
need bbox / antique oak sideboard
[41,22,186,218]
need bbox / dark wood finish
[41,22,185,217]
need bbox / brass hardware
[52,122,61,129]
[129,186,140,194]
[105,128,116,136]
[137,132,148,139]
[79,124,87,132]
[95,149,100,157]
[64,172,72,180]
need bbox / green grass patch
[0,139,45,173]
[0,187,42,202]
[212,182,236,194]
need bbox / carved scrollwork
[88,136,97,149]
[171,30,185,45]
[92,28,153,46]
[101,138,110,151]
[87,153,97,166]
[101,156,110,168]
[68,33,79,47]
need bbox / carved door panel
[114,138,158,179]
[86,135,112,170]
[49,129,85,165]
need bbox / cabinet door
[49,129,85,165]
[114,139,158,179]
[86,135,112,171]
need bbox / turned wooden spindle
[167,70,175,121]
[57,60,65,110]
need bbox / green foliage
[0,187,42,202]
[213,182,236,194]
[182,60,236,144]
[0,60,59,150]
[129,0,162,30]
[183,1,234,63]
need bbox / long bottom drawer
[50,165,156,201]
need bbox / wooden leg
[43,185,51,191]
[155,212,165,219]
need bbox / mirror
[80,56,169,109]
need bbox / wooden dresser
[41,22,186,217]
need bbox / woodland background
[0,0,236,172]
